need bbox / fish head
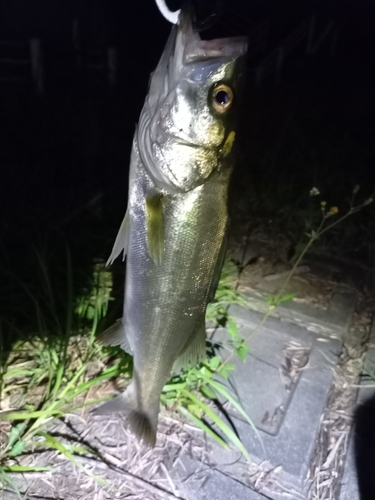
[138,7,248,193]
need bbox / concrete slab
[3,285,354,500]
[205,307,342,498]
[196,470,270,500]
[222,354,291,435]
[171,454,270,500]
[230,288,357,340]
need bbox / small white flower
[310,187,320,196]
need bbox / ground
[1,222,374,500]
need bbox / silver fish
[95,7,247,446]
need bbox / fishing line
[154,0,180,24]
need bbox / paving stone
[172,455,269,500]
[222,354,291,435]
[239,338,338,480]
[226,312,313,369]
[229,288,357,339]
[207,307,342,497]
[196,470,269,500]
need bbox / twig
[74,454,184,500]
[0,491,58,500]
[321,431,347,470]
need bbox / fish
[94,6,248,447]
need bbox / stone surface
[195,470,269,500]
[2,276,358,500]
[224,354,290,435]
[206,305,345,498]
[172,455,269,500]
[230,288,357,339]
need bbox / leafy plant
[206,260,246,325]
[0,255,122,493]
[162,185,374,461]
[3,184,372,495]
[220,185,374,370]
[157,260,261,460]
[161,354,262,461]
[1,253,257,498]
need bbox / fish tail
[127,409,157,447]
[91,383,158,447]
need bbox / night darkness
[0,0,375,496]
[0,0,374,370]
[1,0,373,244]
[0,5,374,355]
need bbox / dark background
[0,0,373,203]
[0,3,374,497]
[0,0,374,333]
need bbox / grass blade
[0,409,63,421]
[37,432,108,486]
[181,389,250,462]
[0,469,22,500]
[56,363,86,401]
[176,404,229,449]
[204,377,266,458]
[37,432,108,485]
[4,465,53,472]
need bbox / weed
[218,185,374,372]
[3,185,369,493]
[0,251,256,498]
[0,255,126,493]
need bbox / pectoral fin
[173,317,207,372]
[145,194,164,265]
[221,131,236,157]
[106,207,130,266]
[96,319,133,355]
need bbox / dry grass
[1,409,220,500]
[307,294,374,499]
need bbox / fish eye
[211,84,234,113]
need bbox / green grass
[2,183,373,495]
[0,253,257,497]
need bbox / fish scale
[94,6,247,446]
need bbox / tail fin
[127,410,157,447]
[91,384,158,447]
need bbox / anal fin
[173,317,207,372]
[96,319,133,355]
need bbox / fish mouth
[177,7,248,66]
[169,134,217,152]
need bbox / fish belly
[125,157,229,402]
